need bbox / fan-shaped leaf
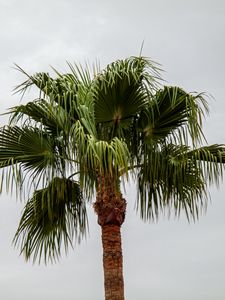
[13,177,87,263]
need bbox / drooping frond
[13,177,88,263]
[70,120,130,183]
[137,143,207,221]
[136,142,225,221]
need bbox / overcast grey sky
[0,0,225,299]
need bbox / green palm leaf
[13,177,87,263]
[138,86,208,144]
[14,66,79,120]
[0,126,58,193]
[9,99,72,135]
[0,126,56,168]
[187,144,225,185]
[93,57,161,139]
[137,143,207,221]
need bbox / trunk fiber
[101,224,124,300]
[94,175,126,300]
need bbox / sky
[0,0,225,299]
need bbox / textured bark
[94,175,126,300]
[101,225,124,300]
[94,175,126,227]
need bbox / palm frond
[138,86,208,145]
[8,99,75,139]
[137,144,207,221]
[187,144,225,185]
[71,120,130,174]
[13,66,53,96]
[67,61,92,88]
[0,126,58,194]
[0,125,56,167]
[93,57,161,140]
[13,177,87,263]
[13,66,79,120]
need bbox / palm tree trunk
[94,174,126,300]
[101,224,124,300]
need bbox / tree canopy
[0,56,225,263]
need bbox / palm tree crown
[0,56,225,298]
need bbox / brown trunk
[101,224,124,300]
[94,174,126,300]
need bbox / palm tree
[0,56,224,300]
